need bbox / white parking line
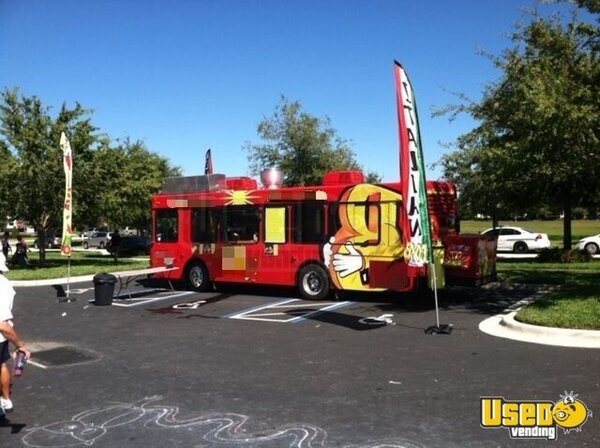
[227,299,352,323]
[288,301,353,323]
[110,291,195,307]
[223,299,297,319]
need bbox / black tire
[83,242,89,249]
[46,242,52,249]
[585,242,599,255]
[33,241,38,249]
[513,241,528,253]
[187,261,210,291]
[99,242,105,249]
[298,264,330,300]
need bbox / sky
[0,0,584,182]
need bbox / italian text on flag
[394,61,432,267]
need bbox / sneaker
[0,397,12,413]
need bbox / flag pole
[425,247,453,335]
[66,255,71,301]
[432,261,440,328]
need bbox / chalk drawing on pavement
[21,396,421,448]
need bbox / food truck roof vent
[322,170,365,185]
[261,168,283,189]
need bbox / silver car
[83,231,112,249]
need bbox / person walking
[13,236,29,267]
[110,229,122,262]
[1,232,10,261]
[0,252,30,415]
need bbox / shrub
[561,249,592,263]
[537,248,592,263]
[537,248,563,262]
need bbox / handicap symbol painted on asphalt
[172,300,207,310]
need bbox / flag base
[425,323,453,335]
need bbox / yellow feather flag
[60,132,73,256]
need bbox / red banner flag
[394,61,433,269]
[204,148,213,175]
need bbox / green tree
[94,139,180,233]
[574,0,600,14]
[0,88,102,262]
[0,89,181,264]
[437,5,599,249]
[244,97,380,186]
[0,139,16,222]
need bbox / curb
[479,311,600,349]
[11,275,96,287]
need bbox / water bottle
[13,350,27,377]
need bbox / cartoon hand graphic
[332,242,364,278]
[322,236,335,267]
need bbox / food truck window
[224,206,260,243]
[155,209,178,242]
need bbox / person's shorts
[0,341,9,363]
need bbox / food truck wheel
[298,264,330,300]
[187,261,209,291]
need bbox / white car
[482,226,551,253]
[577,234,600,255]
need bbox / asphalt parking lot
[1,281,598,447]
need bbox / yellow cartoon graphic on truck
[322,184,404,291]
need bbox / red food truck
[150,169,496,299]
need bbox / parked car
[577,234,600,255]
[122,226,137,236]
[107,235,151,256]
[80,228,98,238]
[481,226,551,253]
[33,232,61,249]
[80,227,109,238]
[83,231,112,249]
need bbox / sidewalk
[11,273,97,287]
[480,311,600,349]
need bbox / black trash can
[93,273,117,306]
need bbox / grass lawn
[464,219,599,329]
[5,250,150,281]
[497,260,600,330]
